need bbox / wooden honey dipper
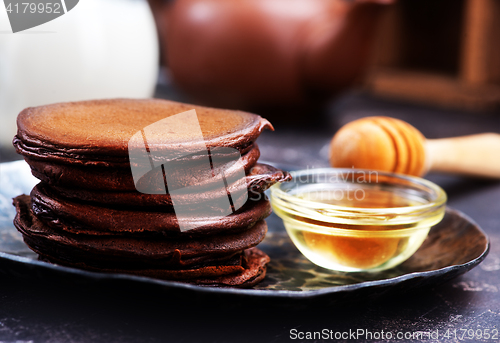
[329,117,500,178]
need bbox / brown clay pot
[148,0,393,109]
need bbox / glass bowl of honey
[270,168,447,272]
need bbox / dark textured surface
[0,89,500,342]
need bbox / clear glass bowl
[270,168,447,272]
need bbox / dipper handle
[426,133,500,178]
[329,117,500,179]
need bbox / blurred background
[1,0,499,164]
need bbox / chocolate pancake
[191,248,270,287]
[14,195,268,268]
[30,183,272,237]
[38,247,270,288]
[24,143,261,192]
[38,249,244,272]
[12,98,288,288]
[45,163,291,208]
[14,98,272,166]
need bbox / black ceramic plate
[0,161,489,306]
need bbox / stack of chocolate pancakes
[13,99,290,287]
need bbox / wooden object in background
[330,117,500,179]
[366,0,500,111]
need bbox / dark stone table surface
[0,87,499,343]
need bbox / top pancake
[15,98,273,164]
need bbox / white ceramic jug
[0,0,159,146]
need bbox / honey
[298,231,401,269]
[270,169,446,272]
